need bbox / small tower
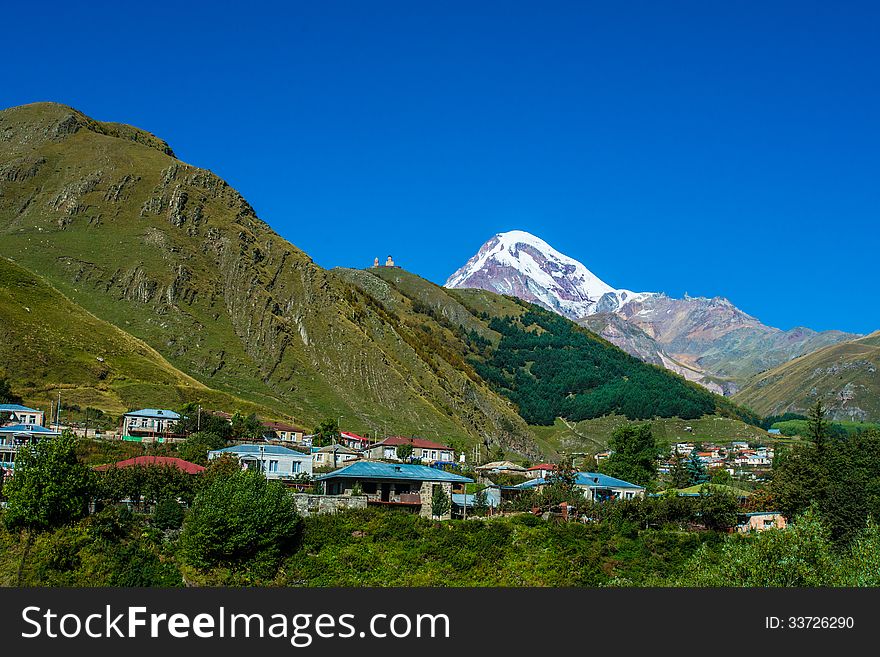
[373,257,379,268]
[386,255,395,267]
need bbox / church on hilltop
[372,255,397,268]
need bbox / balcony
[366,492,423,506]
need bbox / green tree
[547,455,578,489]
[668,451,691,488]
[4,430,94,533]
[3,430,95,584]
[312,418,339,448]
[152,498,185,530]
[396,443,414,461]
[200,454,242,488]
[176,404,233,439]
[180,470,302,576]
[698,487,739,531]
[177,431,227,465]
[710,468,733,486]
[431,485,451,519]
[230,411,264,441]
[601,424,660,488]
[687,450,709,486]
[671,507,840,586]
[807,399,829,452]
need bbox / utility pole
[197,405,202,432]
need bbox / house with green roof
[316,461,473,520]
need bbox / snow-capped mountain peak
[445,230,645,319]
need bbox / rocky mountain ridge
[446,230,857,393]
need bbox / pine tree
[687,449,709,486]
[808,399,829,453]
[669,451,691,488]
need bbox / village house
[452,485,502,516]
[262,420,307,444]
[0,423,61,471]
[312,443,359,469]
[737,511,787,533]
[516,471,646,501]
[0,403,45,427]
[316,461,472,520]
[208,444,313,480]
[526,463,556,479]
[121,408,181,441]
[340,431,372,451]
[475,460,528,475]
[363,436,455,464]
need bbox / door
[381,483,391,502]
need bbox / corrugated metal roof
[211,444,310,457]
[0,404,40,413]
[0,424,60,435]
[516,471,644,490]
[317,461,472,483]
[123,409,181,420]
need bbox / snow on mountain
[444,230,858,394]
[445,230,648,320]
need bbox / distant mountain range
[446,231,858,395]
[733,331,880,421]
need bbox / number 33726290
[766,616,854,629]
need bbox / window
[268,460,279,473]
[291,461,300,474]
[141,419,148,427]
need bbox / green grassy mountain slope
[1,102,760,456]
[0,256,271,417]
[734,331,880,421]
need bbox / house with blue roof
[0,424,61,471]
[316,461,473,519]
[121,408,181,441]
[0,403,44,427]
[208,444,313,481]
[515,471,645,502]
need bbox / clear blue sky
[4,1,878,333]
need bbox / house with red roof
[340,431,371,450]
[362,436,455,464]
[527,463,557,479]
[93,455,205,474]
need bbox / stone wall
[293,494,368,517]
[418,481,453,519]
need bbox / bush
[180,470,302,577]
[153,499,185,531]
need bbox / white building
[0,404,44,427]
[121,408,181,440]
[208,444,313,480]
